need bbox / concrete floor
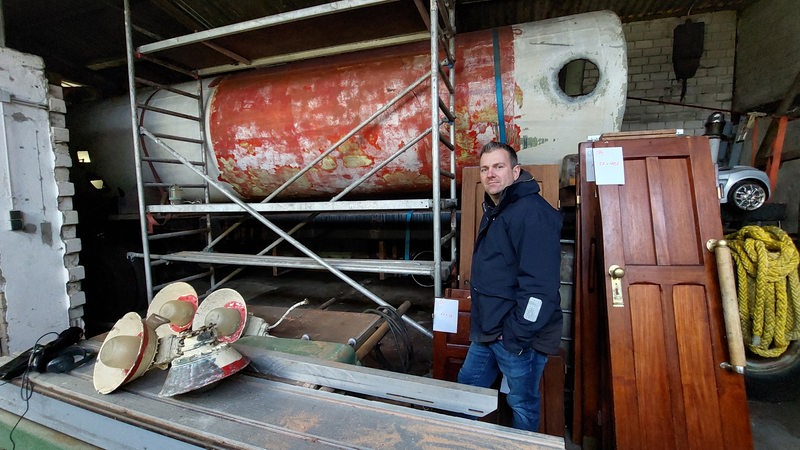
[749,399,800,449]
[220,270,799,450]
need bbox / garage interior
[1,0,799,448]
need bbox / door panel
[673,285,724,449]
[595,136,752,449]
[629,284,672,446]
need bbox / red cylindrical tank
[70,11,626,207]
[207,28,516,199]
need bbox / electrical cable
[411,251,435,288]
[363,305,414,373]
[268,298,310,331]
[7,331,58,450]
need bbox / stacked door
[579,135,752,449]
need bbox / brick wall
[621,11,737,135]
[49,85,86,326]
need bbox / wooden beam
[233,337,499,417]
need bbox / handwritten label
[593,146,625,185]
[433,297,459,333]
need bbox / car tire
[727,179,768,211]
[745,341,800,402]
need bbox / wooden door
[594,136,752,449]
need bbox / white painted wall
[0,47,82,354]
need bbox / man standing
[457,141,563,432]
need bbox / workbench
[0,343,565,449]
[248,305,380,346]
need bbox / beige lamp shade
[93,312,158,394]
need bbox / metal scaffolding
[122,0,458,338]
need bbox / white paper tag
[433,297,459,333]
[593,146,625,185]
[523,296,543,323]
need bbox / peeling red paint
[213,300,247,344]
[221,355,250,377]
[209,28,518,199]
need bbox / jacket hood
[484,169,541,208]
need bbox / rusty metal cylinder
[71,11,627,207]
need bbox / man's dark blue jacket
[469,169,563,355]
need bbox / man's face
[479,149,520,204]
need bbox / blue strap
[492,28,506,144]
[404,210,413,261]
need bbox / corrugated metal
[456,0,756,29]
[3,0,758,99]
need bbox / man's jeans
[457,341,548,432]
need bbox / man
[457,141,563,432]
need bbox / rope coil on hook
[726,225,800,357]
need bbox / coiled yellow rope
[726,225,800,357]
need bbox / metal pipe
[430,0,443,297]
[627,95,742,114]
[197,77,216,292]
[251,211,462,224]
[124,0,154,303]
[332,129,431,200]
[153,270,213,291]
[137,0,397,54]
[147,228,209,240]
[447,5,458,274]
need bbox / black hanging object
[672,19,705,102]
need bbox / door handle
[608,265,625,307]
[707,239,746,374]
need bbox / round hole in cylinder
[557,58,599,97]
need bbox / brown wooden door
[594,136,752,449]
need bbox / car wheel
[727,179,767,211]
[745,340,800,402]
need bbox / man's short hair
[479,141,519,166]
